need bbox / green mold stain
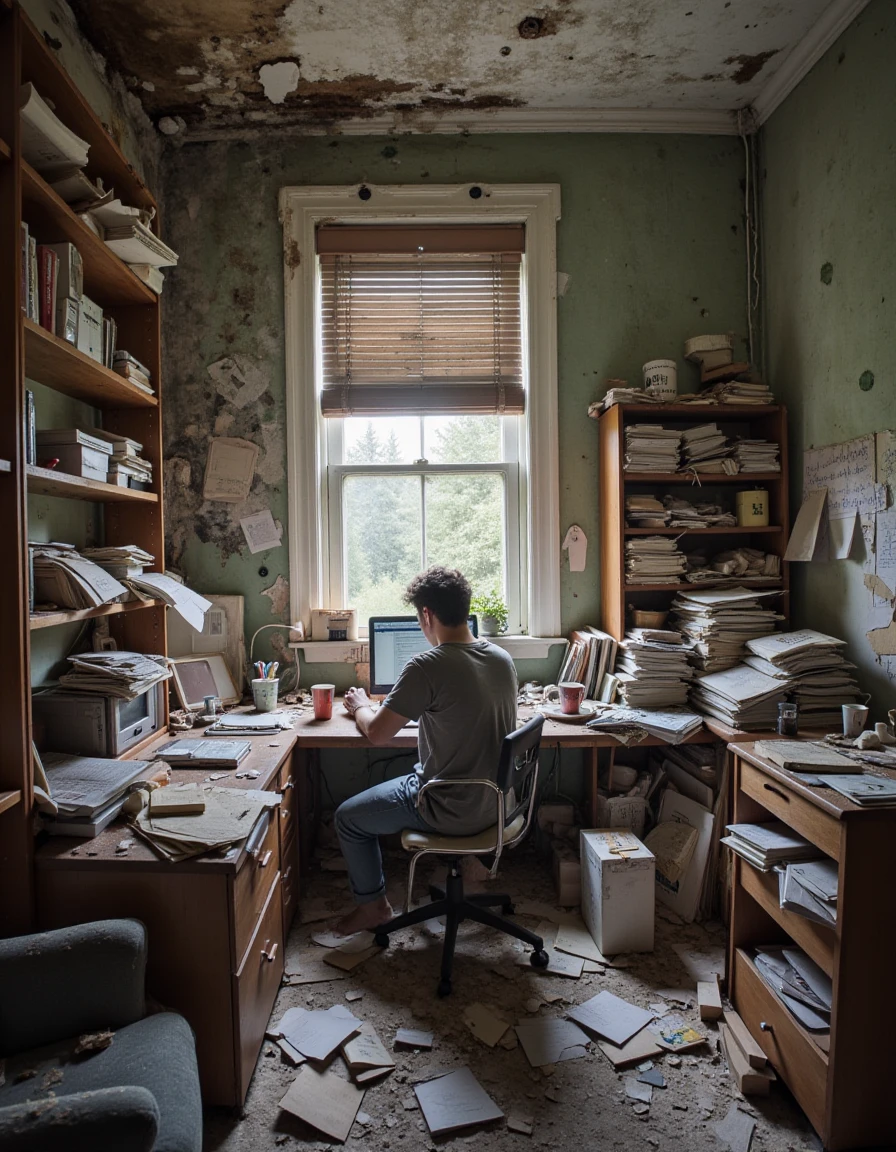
[820,262,833,285]
[859,370,874,391]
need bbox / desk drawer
[739,760,841,859]
[732,947,828,1136]
[233,812,279,966]
[234,872,283,1102]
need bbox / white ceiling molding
[752,0,871,124]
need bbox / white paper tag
[562,525,587,571]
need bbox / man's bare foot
[332,896,394,937]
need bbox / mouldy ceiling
[68,0,842,136]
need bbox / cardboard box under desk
[580,829,655,954]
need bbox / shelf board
[617,403,781,417]
[625,579,786,593]
[27,464,157,503]
[0,790,22,816]
[0,137,10,162]
[624,526,783,536]
[20,162,156,308]
[23,318,157,409]
[30,598,165,631]
[624,472,783,483]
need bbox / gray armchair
[0,919,202,1152]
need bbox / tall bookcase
[598,403,790,640]
[0,4,167,934]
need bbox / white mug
[842,704,869,738]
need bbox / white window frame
[279,183,561,639]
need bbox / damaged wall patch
[259,60,301,104]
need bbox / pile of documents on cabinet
[689,664,792,729]
[590,385,661,414]
[721,821,820,871]
[679,424,737,474]
[625,537,687,585]
[752,946,831,1037]
[722,820,838,925]
[744,630,864,728]
[623,425,681,472]
[671,587,784,672]
[81,544,153,579]
[58,650,171,699]
[38,752,156,838]
[663,497,736,529]
[685,547,781,585]
[625,495,668,527]
[30,542,128,610]
[615,627,693,708]
[700,379,775,405]
[131,783,279,861]
[732,438,780,471]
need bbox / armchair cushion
[401,812,525,854]
[0,920,146,1057]
[0,1086,159,1152]
[0,1012,201,1152]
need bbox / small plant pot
[479,614,501,637]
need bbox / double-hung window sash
[317,224,524,418]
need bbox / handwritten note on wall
[804,435,887,520]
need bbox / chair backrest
[496,714,544,827]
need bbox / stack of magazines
[671,587,784,672]
[615,628,693,708]
[58,650,171,700]
[623,424,681,472]
[625,537,687,585]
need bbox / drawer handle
[282,780,295,790]
[281,807,291,820]
[283,864,293,882]
[261,941,278,963]
[763,783,790,802]
[259,850,273,868]
[760,1021,773,1033]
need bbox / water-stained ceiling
[68,0,846,136]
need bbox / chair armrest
[0,920,147,1057]
[0,1086,159,1152]
[418,778,506,849]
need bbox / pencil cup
[312,683,335,721]
[252,678,279,713]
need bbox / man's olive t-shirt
[383,640,518,835]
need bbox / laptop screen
[368,615,478,695]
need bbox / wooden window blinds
[317,224,525,418]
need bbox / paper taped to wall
[240,509,282,554]
[784,489,828,562]
[203,436,259,502]
[803,435,886,520]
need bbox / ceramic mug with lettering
[312,683,336,721]
[842,703,869,737]
[545,681,586,715]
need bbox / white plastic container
[642,358,677,400]
[580,829,655,954]
[252,678,279,712]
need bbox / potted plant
[471,590,508,637]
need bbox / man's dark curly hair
[403,566,472,627]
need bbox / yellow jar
[736,489,769,526]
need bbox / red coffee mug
[311,683,335,721]
[558,681,585,715]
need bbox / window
[281,184,561,642]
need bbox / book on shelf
[41,242,83,300]
[24,390,36,466]
[28,235,38,323]
[37,244,58,334]
[19,83,90,176]
[55,296,78,345]
[104,221,179,268]
[112,350,152,380]
[20,222,28,314]
[76,295,103,363]
[102,316,117,369]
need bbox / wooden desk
[726,742,896,1151]
[34,728,299,1107]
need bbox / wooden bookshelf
[598,402,790,639]
[24,318,157,407]
[27,464,158,503]
[0,137,10,162]
[30,598,165,631]
[0,790,22,816]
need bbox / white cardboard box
[580,829,655,954]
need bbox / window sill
[289,636,564,663]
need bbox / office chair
[374,714,549,996]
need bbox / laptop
[368,615,479,696]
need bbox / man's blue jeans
[334,772,435,904]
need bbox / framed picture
[169,653,241,711]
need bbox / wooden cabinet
[597,403,790,639]
[727,743,896,1150]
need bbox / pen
[268,662,279,679]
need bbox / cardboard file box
[580,829,655,954]
[45,444,109,482]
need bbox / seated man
[333,565,518,936]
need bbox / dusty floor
[203,845,819,1152]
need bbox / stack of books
[112,352,154,395]
[39,752,152,838]
[615,627,693,707]
[58,650,171,700]
[679,424,736,474]
[721,821,819,870]
[663,496,736,529]
[625,494,669,527]
[701,379,775,405]
[623,424,681,472]
[624,537,688,585]
[81,544,154,579]
[155,740,252,768]
[744,630,863,728]
[557,627,618,698]
[689,663,792,729]
[671,587,784,672]
[732,439,781,471]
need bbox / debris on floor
[414,1067,503,1135]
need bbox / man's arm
[344,687,408,746]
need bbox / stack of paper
[663,497,736,528]
[685,547,781,586]
[625,537,687,585]
[625,494,669,527]
[205,711,294,736]
[732,439,780,471]
[557,628,618,697]
[31,544,128,609]
[700,379,775,405]
[58,650,171,700]
[671,587,784,672]
[133,784,277,861]
[589,387,660,414]
[19,83,90,175]
[753,946,831,1035]
[689,664,792,729]
[624,425,681,472]
[81,544,154,579]
[679,424,736,474]
[41,753,152,837]
[721,822,819,871]
[822,773,896,806]
[779,859,838,926]
[586,706,703,744]
[744,630,863,728]
[615,629,693,708]
[104,220,179,269]
[125,572,211,632]
[155,739,251,768]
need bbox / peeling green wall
[762,0,896,716]
[160,132,749,689]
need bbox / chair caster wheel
[502,903,515,916]
[530,949,549,969]
[437,979,452,997]
[374,933,390,949]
